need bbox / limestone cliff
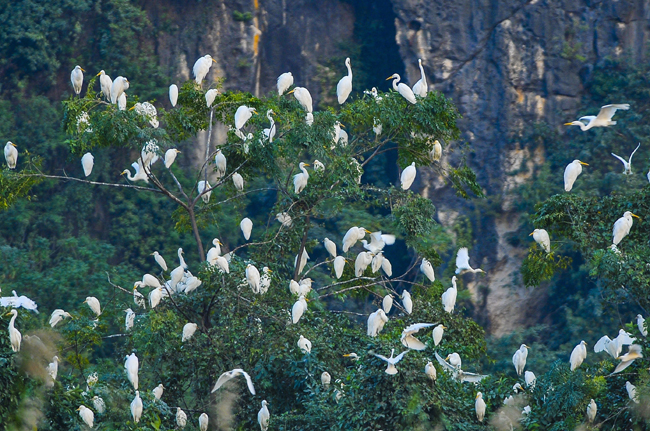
[392,0,650,335]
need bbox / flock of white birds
[2,52,648,429]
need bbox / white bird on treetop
[563,160,588,192]
[287,87,313,113]
[277,72,294,95]
[336,57,353,104]
[193,55,216,84]
[70,65,84,95]
[400,162,417,190]
[612,211,640,246]
[386,73,417,104]
[412,58,428,98]
[530,229,551,253]
[4,141,18,169]
[512,344,530,376]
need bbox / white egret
[371,253,383,273]
[293,162,310,194]
[183,276,202,294]
[4,141,17,169]
[0,290,38,312]
[475,392,486,422]
[164,149,180,169]
[342,227,370,252]
[564,160,588,191]
[70,66,84,95]
[337,57,353,104]
[150,251,168,272]
[425,361,437,381]
[612,344,643,374]
[193,54,216,84]
[313,159,324,171]
[637,314,647,337]
[565,104,630,130]
[276,212,292,227]
[134,102,158,127]
[594,329,636,359]
[84,297,101,316]
[373,118,382,136]
[297,335,312,354]
[5,310,21,352]
[77,405,94,428]
[512,344,530,376]
[121,159,149,183]
[258,400,270,430]
[176,247,187,269]
[400,162,417,190]
[530,229,551,253]
[169,84,178,107]
[260,267,271,294]
[87,372,98,388]
[211,368,256,395]
[148,288,162,308]
[321,371,331,388]
[420,258,435,282]
[80,153,94,177]
[626,381,638,403]
[429,140,442,162]
[182,323,198,342]
[455,248,485,274]
[343,353,359,361]
[292,295,308,324]
[92,396,105,414]
[262,109,276,143]
[401,322,435,350]
[289,280,300,296]
[386,74,417,104]
[169,265,185,290]
[205,88,218,107]
[136,274,162,289]
[152,384,164,400]
[611,143,640,175]
[246,264,261,293]
[295,248,310,275]
[401,290,413,314]
[381,257,393,277]
[133,287,146,309]
[432,324,446,346]
[49,309,72,328]
[587,399,597,422]
[373,348,409,375]
[382,294,393,314]
[131,391,143,423]
[354,251,372,276]
[214,149,227,178]
[199,413,209,431]
[125,308,135,331]
[442,276,458,313]
[305,112,314,125]
[111,76,129,104]
[323,238,337,258]
[240,218,253,241]
[570,340,587,371]
[435,352,488,382]
[298,278,312,296]
[235,105,257,131]
[288,87,313,112]
[412,59,428,97]
[277,72,294,95]
[612,211,640,245]
[367,309,389,337]
[197,180,212,203]
[233,172,244,191]
[125,352,139,390]
[206,239,222,263]
[525,370,536,388]
[176,407,187,428]
[333,256,345,279]
[363,231,396,254]
[97,70,112,100]
[214,256,230,273]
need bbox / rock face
[392,0,650,335]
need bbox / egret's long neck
[419,64,426,84]
[392,77,400,91]
[581,121,592,131]
[347,62,352,78]
[9,313,17,328]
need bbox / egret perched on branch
[530,229,550,253]
[401,323,435,350]
[111,76,129,104]
[400,163,417,189]
[175,407,187,428]
[5,310,21,352]
[214,150,227,178]
[92,396,105,414]
[77,406,94,428]
[456,248,485,274]
[563,159,588,191]
[125,308,135,331]
[587,399,597,422]
[321,372,331,388]
[260,267,271,294]
[117,92,127,110]
[241,218,253,240]
[475,392,486,422]
[295,248,310,275]
[569,340,587,371]
[70,65,84,95]
[429,140,442,162]
[233,173,244,191]
[611,143,640,175]
[169,84,178,106]
[323,238,337,258]
[425,361,437,381]
[4,141,17,169]
[205,88,218,107]
[152,384,164,400]
[81,153,94,177]
[96,70,112,100]
[381,294,394,314]
[564,104,630,131]
[342,227,370,252]
[292,295,308,324]
[84,297,101,316]
[412,59,428,97]
[420,258,435,282]
[441,276,458,313]
[333,256,345,279]
[125,352,139,389]
[525,370,536,388]
[371,252,383,273]
[197,181,212,203]
[432,324,446,346]
[235,105,257,131]
[288,87,313,113]
[297,335,312,354]
[626,381,639,403]
[182,323,198,342]
[193,55,216,84]
[293,162,310,194]
[131,391,143,423]
[386,74,417,104]
[277,72,293,95]
[50,309,72,328]
[337,57,353,104]
[258,400,270,431]
[121,160,148,183]
[164,149,180,169]
[199,413,209,431]
[367,309,389,337]
[401,290,413,314]
[373,349,409,375]
[612,211,640,245]
[263,109,276,142]
[246,264,261,293]
[362,231,396,254]
[355,251,372,276]
[212,369,256,394]
[512,344,530,376]
[135,274,162,289]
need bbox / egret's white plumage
[235,105,256,131]
[313,160,324,171]
[371,253,383,273]
[4,142,17,169]
[117,92,127,110]
[400,162,417,190]
[176,407,187,428]
[262,109,276,143]
[277,72,294,95]
[342,227,369,252]
[293,162,310,194]
[587,399,597,422]
[92,396,105,414]
[197,180,212,203]
[211,368,256,395]
[77,405,94,428]
[412,59,428,97]
[163,149,180,169]
[297,335,312,354]
[612,344,643,374]
[79,153,94,177]
[125,308,135,331]
[432,324,446,346]
[401,322,435,350]
[367,309,389,337]
[594,329,636,359]
[110,76,129,104]
[321,371,331,388]
[205,88,218,107]
[570,340,587,371]
[563,160,588,192]
[49,309,72,328]
[386,73,417,104]
[425,361,437,381]
[626,381,638,403]
[323,238,337,258]
[381,256,393,277]
[565,104,630,131]
[288,87,313,113]
[530,229,551,253]
[292,295,308,324]
[259,267,271,294]
[152,384,164,400]
[611,143,640,175]
[429,139,442,161]
[362,231,396,254]
[512,344,530,376]
[373,348,409,375]
[214,149,227,178]
[475,392,486,422]
[193,55,215,84]
[337,57,353,104]
[258,400,270,430]
[199,413,209,431]
[182,323,198,342]
[121,159,149,183]
[612,211,640,245]
[455,247,484,274]
[442,276,458,313]
[71,66,84,95]
[525,371,536,388]
[131,391,143,423]
[169,84,178,107]
[354,251,372,276]
[333,256,345,279]
[420,258,435,282]
[295,248,310,275]
[637,314,647,337]
[246,264,261,293]
[233,173,244,191]
[97,70,112,100]
[401,290,413,314]
[6,310,21,352]
[125,352,139,390]
[84,297,101,316]
[240,218,253,240]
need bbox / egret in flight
[455,248,485,274]
[362,231,396,254]
[611,143,640,175]
[386,74,417,104]
[337,58,353,104]
[401,323,435,350]
[565,104,630,131]
[373,348,409,375]
[211,368,256,394]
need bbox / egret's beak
[268,269,273,272]
[442,326,447,329]
[564,122,574,126]
[524,345,530,349]
[217,240,222,245]
[80,67,86,72]
[632,213,641,219]
[76,407,82,411]
[120,170,127,175]
[304,163,310,167]
[339,124,345,128]
[128,106,135,111]
[475,394,480,399]
[445,355,450,360]
[212,59,217,63]
[150,252,154,255]
[10,143,16,147]
[5,312,12,316]
[343,354,353,357]
[133,284,138,290]
[385,76,393,80]
[365,229,371,234]
[287,89,296,94]
[579,161,589,166]
[529,232,534,236]
[96,72,101,76]
[177,150,181,153]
